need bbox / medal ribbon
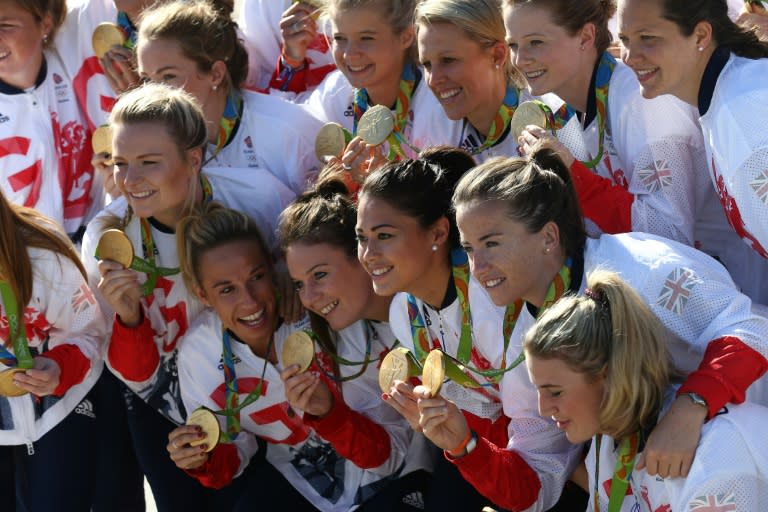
[206,91,243,164]
[593,431,640,512]
[0,281,33,370]
[116,11,138,50]
[467,86,520,156]
[353,65,420,159]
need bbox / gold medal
[421,349,445,398]
[281,331,315,373]
[378,347,420,393]
[92,23,126,59]
[187,407,220,452]
[0,368,28,397]
[91,125,113,155]
[510,101,548,141]
[357,105,395,146]
[315,122,347,162]
[96,229,134,268]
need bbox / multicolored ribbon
[593,431,640,512]
[116,11,138,50]
[464,86,521,156]
[0,281,33,370]
[206,91,243,164]
[353,65,420,159]
[316,321,394,382]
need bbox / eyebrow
[479,232,502,242]
[537,384,561,390]
[305,262,328,275]
[211,265,265,288]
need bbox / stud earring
[545,247,551,254]
[212,84,218,91]
[431,244,438,252]
[697,47,704,52]
[495,63,500,70]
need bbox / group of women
[1,0,768,510]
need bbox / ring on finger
[291,21,302,33]
[342,163,353,171]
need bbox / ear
[430,216,451,248]
[195,286,210,307]
[209,60,228,90]
[540,220,561,255]
[692,20,714,51]
[40,13,54,42]
[399,25,416,51]
[185,146,203,173]
[489,40,509,69]
[579,22,597,50]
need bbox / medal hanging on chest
[0,281,34,397]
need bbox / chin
[638,84,660,99]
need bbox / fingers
[167,425,209,470]
[279,2,318,60]
[638,450,690,479]
[100,48,139,94]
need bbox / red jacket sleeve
[570,159,634,234]
[41,344,91,396]
[303,376,391,469]
[451,434,542,511]
[107,311,160,382]
[678,335,768,418]
[185,443,241,489]
[464,410,510,448]
[268,54,336,93]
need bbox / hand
[518,126,575,168]
[736,11,768,41]
[280,365,333,417]
[167,425,210,470]
[92,152,121,200]
[414,385,470,453]
[636,395,707,478]
[341,137,387,183]
[99,47,139,95]
[274,267,303,323]
[279,2,319,63]
[97,259,142,326]
[13,357,61,396]
[382,380,422,431]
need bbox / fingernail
[381,393,389,401]
[200,444,207,451]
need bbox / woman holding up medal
[0,190,106,510]
[136,0,323,194]
[81,83,293,511]
[423,148,768,509]
[170,200,419,511]
[617,0,768,303]
[524,270,768,511]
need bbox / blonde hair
[176,202,272,295]
[415,0,522,84]
[138,0,248,92]
[523,269,671,440]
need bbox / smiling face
[503,3,592,100]
[456,199,556,307]
[526,354,604,443]
[330,5,413,102]
[196,239,278,351]
[0,3,52,89]
[617,0,703,102]
[286,242,377,331]
[112,121,200,227]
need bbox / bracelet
[446,430,474,458]
[280,48,305,69]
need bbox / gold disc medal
[96,229,134,268]
[421,349,446,398]
[0,368,28,397]
[91,125,113,155]
[510,101,548,142]
[92,23,126,59]
[315,122,347,162]
[357,105,395,146]
[379,347,420,393]
[187,407,220,452]
[281,331,315,373]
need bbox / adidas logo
[402,491,424,509]
[0,113,9,123]
[74,399,96,419]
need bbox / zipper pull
[26,442,35,455]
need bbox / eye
[333,35,346,42]
[640,34,655,41]
[113,161,127,169]
[420,60,431,71]
[293,280,304,291]
[549,390,563,398]
[507,42,518,51]
[142,160,158,166]
[250,271,265,282]
[530,40,543,47]
[461,244,473,254]
[219,285,234,295]
[376,233,392,240]
[356,234,368,243]
[484,240,499,249]
[313,271,327,281]
[161,74,177,83]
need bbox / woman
[443,147,768,502]
[136,0,323,193]
[502,1,716,255]
[617,0,768,299]
[356,151,581,511]
[0,189,105,510]
[171,201,416,511]
[0,0,100,242]
[81,82,293,510]
[523,269,768,511]
[415,0,529,162]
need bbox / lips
[129,190,155,199]
[238,308,265,327]
[369,266,393,277]
[482,277,506,289]
[634,67,658,84]
[346,63,372,73]
[525,69,545,80]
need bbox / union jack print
[688,492,737,511]
[71,283,96,314]
[656,268,701,315]
[638,159,673,193]
[749,169,768,206]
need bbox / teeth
[526,70,545,79]
[484,278,505,289]
[371,266,392,276]
[0,52,9,59]
[131,190,154,198]
[347,64,368,72]
[320,300,339,315]
[636,69,656,77]
[439,88,460,100]
[240,309,264,322]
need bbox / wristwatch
[684,392,708,409]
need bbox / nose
[359,238,377,265]
[425,64,442,89]
[621,41,637,67]
[468,249,488,276]
[120,163,142,188]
